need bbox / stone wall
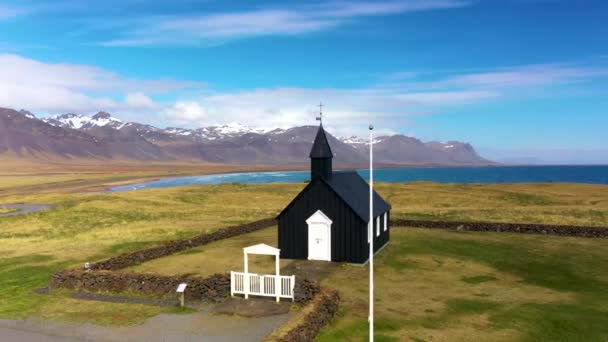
[51,269,231,301]
[293,279,321,303]
[92,218,277,270]
[51,268,323,305]
[266,287,340,342]
[392,219,608,238]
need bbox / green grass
[461,275,498,284]
[127,226,285,277]
[1,181,608,333]
[317,228,608,341]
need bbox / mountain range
[0,107,492,165]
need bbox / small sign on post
[176,283,187,308]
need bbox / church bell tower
[309,106,333,181]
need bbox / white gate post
[244,252,249,299]
[291,275,295,301]
[275,255,280,302]
[230,271,234,297]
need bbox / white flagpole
[369,124,374,342]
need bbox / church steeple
[310,123,333,181]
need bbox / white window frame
[384,212,388,232]
[376,216,380,237]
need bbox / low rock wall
[50,269,231,301]
[392,219,608,238]
[51,268,322,305]
[92,218,277,270]
[293,279,321,304]
[267,288,340,342]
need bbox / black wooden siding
[278,180,390,264]
[311,157,332,181]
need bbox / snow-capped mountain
[43,111,124,130]
[2,107,492,165]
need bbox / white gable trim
[243,243,280,256]
[306,209,333,225]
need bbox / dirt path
[0,326,83,342]
[0,204,55,218]
[0,306,292,342]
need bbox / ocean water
[109,165,608,192]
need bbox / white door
[308,223,330,261]
[306,210,332,261]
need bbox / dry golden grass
[0,154,310,174]
[376,182,608,227]
[128,226,290,277]
[35,293,179,326]
[0,184,301,262]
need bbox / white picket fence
[231,271,295,302]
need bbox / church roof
[276,170,391,223]
[324,171,391,222]
[309,125,333,158]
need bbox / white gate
[231,272,295,301]
[231,244,295,302]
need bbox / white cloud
[387,64,608,91]
[125,92,157,109]
[99,1,471,47]
[445,64,608,88]
[0,54,195,114]
[163,101,207,125]
[162,87,496,137]
[317,0,470,17]
[2,53,605,139]
[161,62,608,137]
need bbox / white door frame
[306,210,332,261]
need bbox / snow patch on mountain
[44,112,122,130]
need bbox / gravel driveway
[0,305,292,342]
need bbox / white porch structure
[230,243,295,302]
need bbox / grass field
[317,228,608,342]
[0,163,307,195]
[0,184,296,325]
[1,181,608,338]
[127,226,286,277]
[123,224,608,342]
[0,208,16,214]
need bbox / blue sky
[0,0,607,163]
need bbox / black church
[277,123,391,264]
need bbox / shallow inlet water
[109,165,608,192]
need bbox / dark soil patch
[212,297,291,317]
[281,260,340,283]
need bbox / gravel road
[0,305,292,341]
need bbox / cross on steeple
[316,102,324,125]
